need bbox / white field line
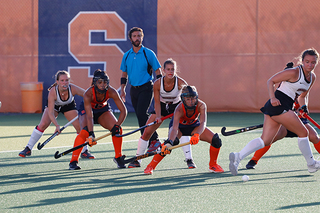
[0,138,166,153]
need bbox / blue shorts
[78,101,111,124]
[169,116,200,136]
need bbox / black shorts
[285,118,309,137]
[52,100,77,114]
[260,90,294,117]
[78,101,111,124]
[151,102,180,116]
[169,117,200,136]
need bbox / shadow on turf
[3,166,317,210]
[276,201,320,210]
[0,147,136,164]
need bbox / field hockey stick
[115,113,173,137]
[54,132,112,159]
[122,141,191,164]
[294,101,320,128]
[37,115,79,150]
[221,124,263,136]
[298,110,320,129]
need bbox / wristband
[156,74,162,79]
[164,139,173,146]
[121,77,127,85]
[89,131,95,138]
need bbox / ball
[242,175,249,182]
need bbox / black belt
[131,81,152,89]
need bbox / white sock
[180,136,192,160]
[27,128,43,150]
[239,137,265,160]
[82,144,88,153]
[298,137,315,165]
[136,137,148,163]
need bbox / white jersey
[55,85,74,106]
[159,76,181,104]
[277,65,312,100]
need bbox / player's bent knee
[211,133,222,148]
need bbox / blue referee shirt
[120,45,161,87]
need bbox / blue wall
[38,0,157,112]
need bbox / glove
[111,124,121,136]
[300,105,309,115]
[160,145,171,156]
[293,101,299,111]
[190,133,200,145]
[87,131,97,147]
[87,136,97,147]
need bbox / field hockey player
[128,58,196,169]
[68,69,127,170]
[18,70,94,158]
[144,85,224,175]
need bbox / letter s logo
[68,11,126,89]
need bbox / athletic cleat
[209,164,224,173]
[128,160,141,168]
[81,150,95,159]
[229,152,240,176]
[69,161,81,170]
[307,160,320,173]
[246,160,257,169]
[185,159,197,169]
[19,146,31,157]
[144,165,154,175]
[147,139,161,152]
[113,155,126,168]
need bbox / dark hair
[298,48,319,64]
[284,62,294,70]
[91,69,109,86]
[180,85,198,110]
[128,27,143,39]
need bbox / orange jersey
[91,87,109,109]
[179,104,200,125]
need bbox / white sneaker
[307,160,320,173]
[229,152,240,176]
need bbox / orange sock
[251,145,271,163]
[112,129,123,158]
[209,146,220,167]
[147,153,165,169]
[70,129,89,163]
[313,141,320,154]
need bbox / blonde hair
[47,70,70,91]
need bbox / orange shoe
[209,164,224,173]
[144,165,154,175]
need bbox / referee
[120,27,162,146]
